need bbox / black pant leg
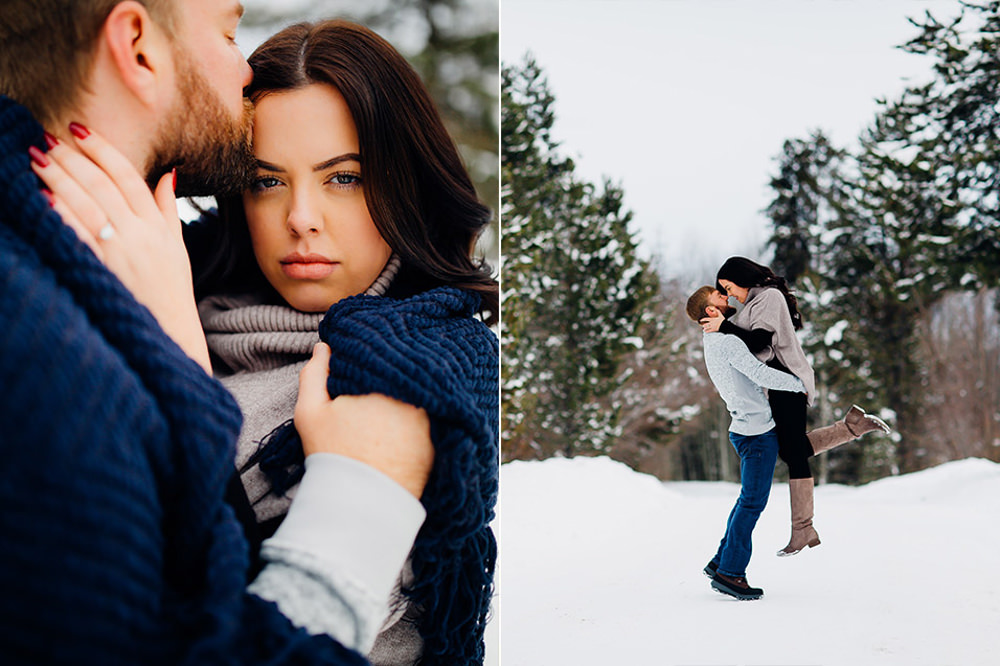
[768,389,813,479]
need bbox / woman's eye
[249,176,281,193]
[328,172,362,188]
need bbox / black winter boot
[711,572,764,600]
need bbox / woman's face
[243,84,392,313]
[718,279,749,304]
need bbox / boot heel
[778,479,820,557]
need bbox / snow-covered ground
[493,455,1000,666]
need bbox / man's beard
[722,305,737,318]
[147,49,254,197]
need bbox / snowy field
[493,455,1000,666]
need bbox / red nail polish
[28,145,50,168]
[171,168,177,193]
[43,132,59,149]
[68,122,90,139]
[41,189,55,207]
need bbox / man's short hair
[0,0,176,125]
[686,286,715,322]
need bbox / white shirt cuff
[267,453,426,605]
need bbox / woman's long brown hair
[192,20,498,325]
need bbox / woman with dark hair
[37,18,498,666]
[703,257,888,556]
[185,21,498,666]
[189,20,498,324]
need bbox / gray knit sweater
[200,293,319,520]
[729,286,816,405]
[199,276,421,665]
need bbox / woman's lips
[280,253,337,280]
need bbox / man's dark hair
[686,286,715,322]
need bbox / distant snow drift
[496,456,1000,666]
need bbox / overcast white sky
[501,0,962,280]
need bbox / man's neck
[49,118,152,183]
[47,83,156,182]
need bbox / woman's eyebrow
[313,153,362,172]
[253,154,362,174]
[254,159,284,173]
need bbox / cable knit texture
[202,293,323,372]
[259,287,500,666]
[200,293,319,521]
[0,96,367,665]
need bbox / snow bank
[850,456,1000,504]
[496,456,1000,666]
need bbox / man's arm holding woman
[701,310,773,354]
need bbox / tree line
[501,1,1000,483]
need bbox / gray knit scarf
[197,254,419,664]
[198,254,401,521]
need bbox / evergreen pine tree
[896,2,1000,289]
[501,56,656,459]
[764,3,1000,479]
[765,132,842,286]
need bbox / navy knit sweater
[0,97,368,664]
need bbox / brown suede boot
[807,405,891,456]
[777,478,821,557]
[844,404,891,437]
[806,420,855,456]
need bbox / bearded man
[0,2,433,663]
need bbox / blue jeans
[712,429,780,578]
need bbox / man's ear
[705,305,719,318]
[101,1,172,107]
